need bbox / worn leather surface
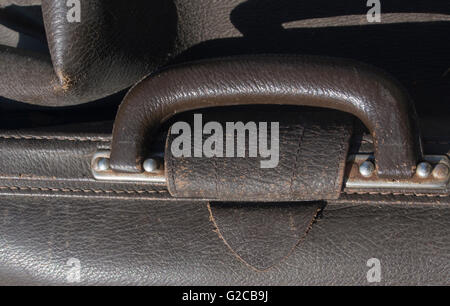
[0,196,448,285]
[0,0,176,106]
[110,56,421,179]
[166,110,352,201]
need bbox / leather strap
[165,110,353,201]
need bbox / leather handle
[110,56,422,179]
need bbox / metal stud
[143,158,159,173]
[359,161,375,177]
[432,163,449,180]
[96,158,110,171]
[416,162,432,178]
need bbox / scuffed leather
[0,0,176,106]
[166,110,352,201]
[0,0,448,286]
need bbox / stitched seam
[0,135,110,142]
[344,191,449,198]
[0,186,167,195]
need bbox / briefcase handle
[109,55,422,179]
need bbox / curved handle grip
[110,56,422,179]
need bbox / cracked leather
[165,110,353,201]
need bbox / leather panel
[110,56,420,179]
[0,196,448,285]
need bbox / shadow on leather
[175,21,450,117]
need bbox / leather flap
[165,109,353,201]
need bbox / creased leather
[0,0,176,106]
[165,110,352,201]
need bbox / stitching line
[0,135,110,142]
[344,191,449,198]
[0,186,167,195]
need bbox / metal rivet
[416,162,432,178]
[96,158,110,171]
[432,163,449,180]
[359,161,375,177]
[143,158,159,173]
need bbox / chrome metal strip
[91,150,166,184]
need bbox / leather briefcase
[0,0,448,285]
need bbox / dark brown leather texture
[110,56,421,179]
[166,110,352,201]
